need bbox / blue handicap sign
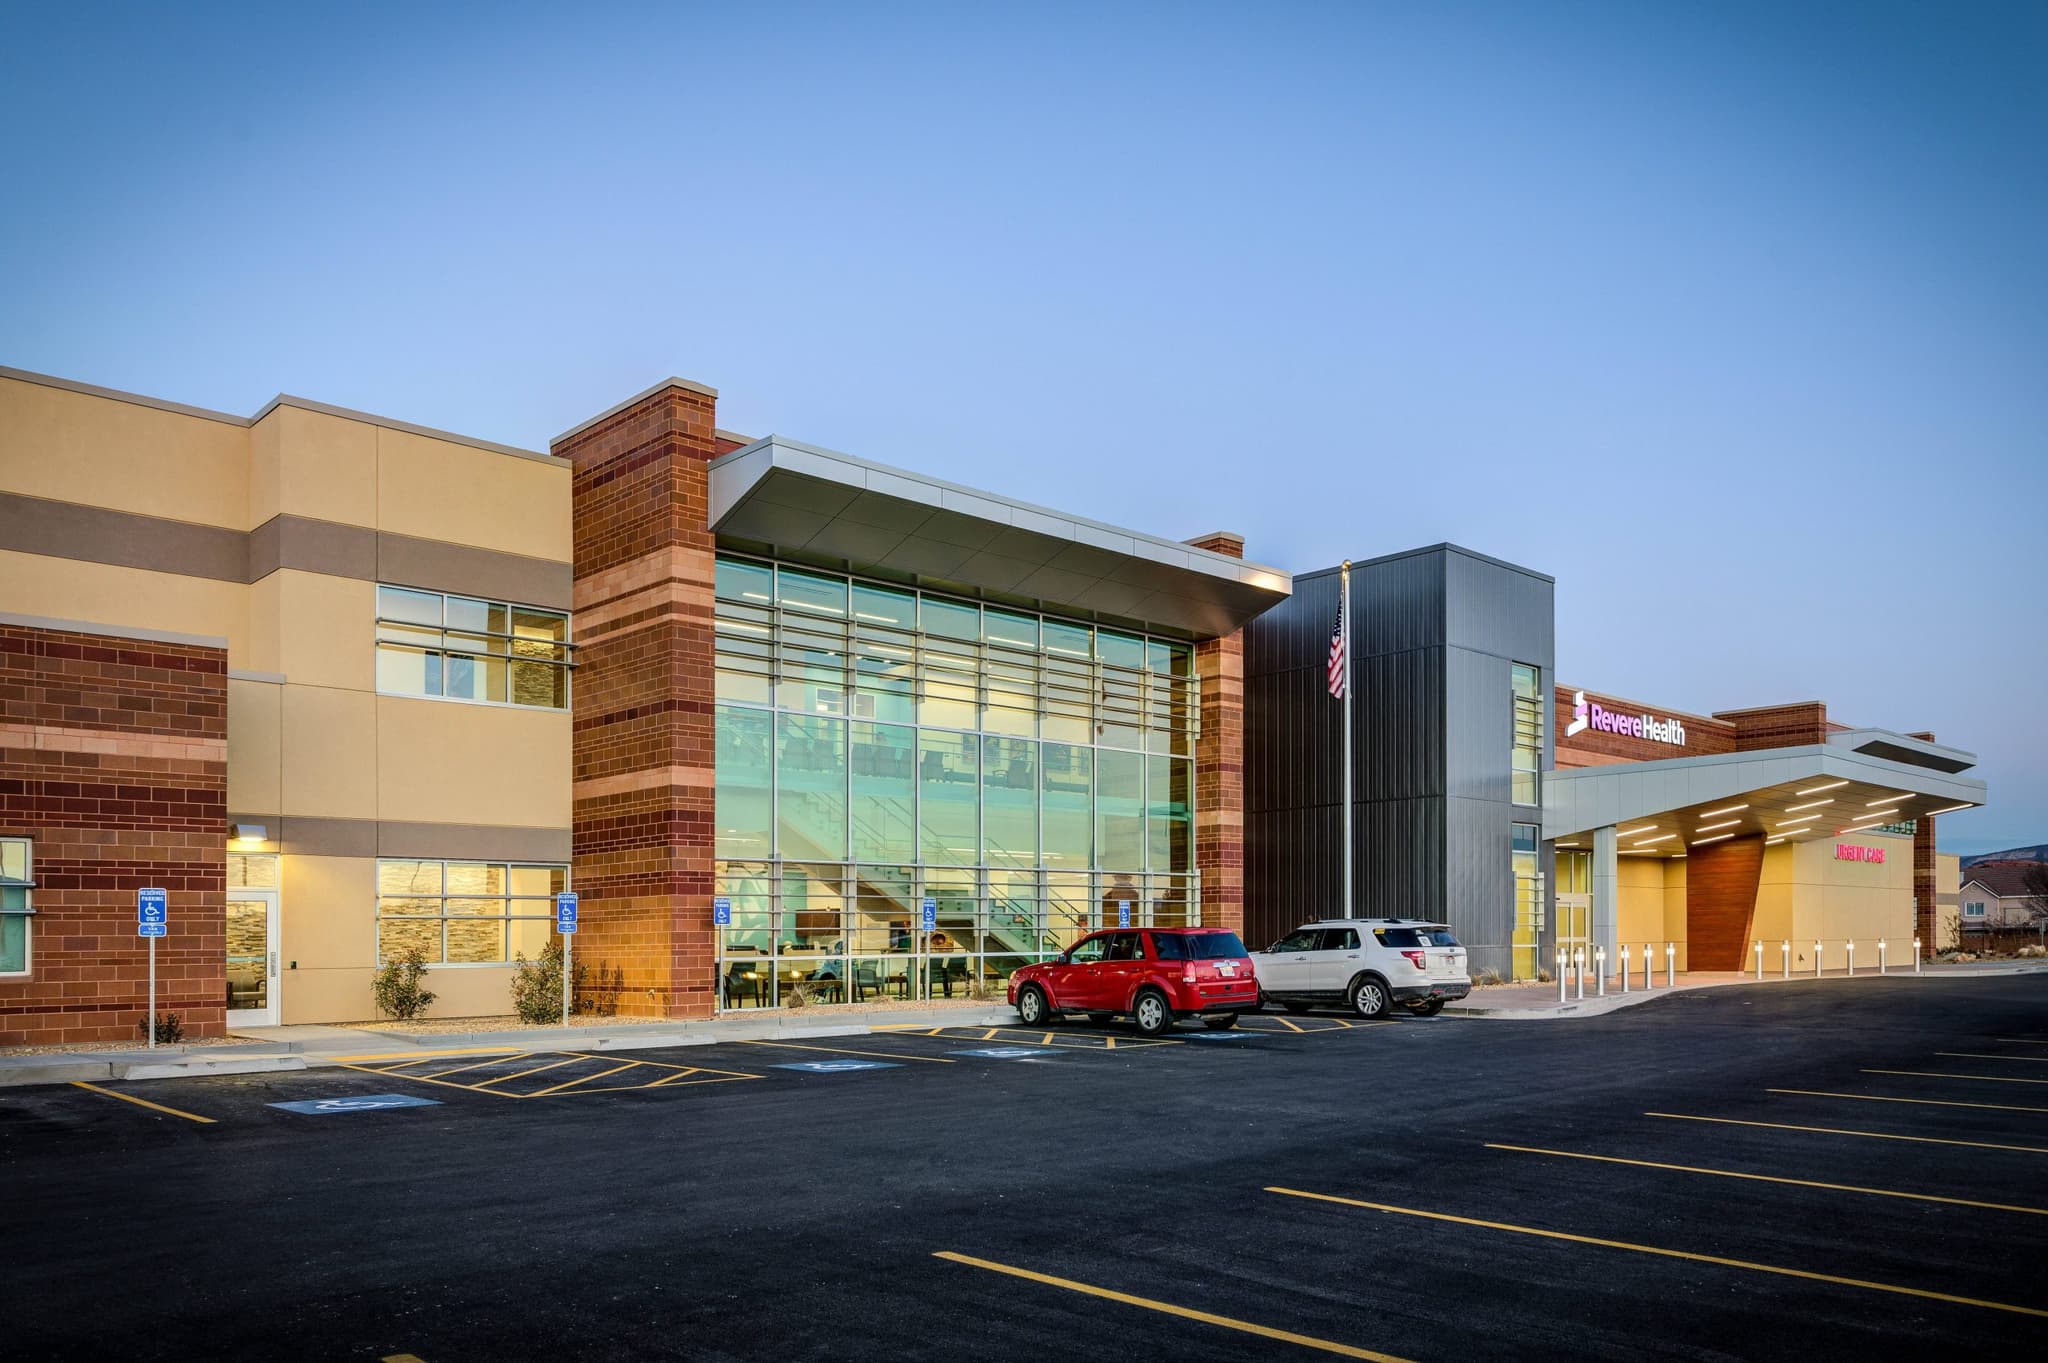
[555,892,578,934]
[921,898,937,930]
[712,896,732,926]
[772,1060,900,1074]
[137,887,167,926]
[138,922,166,938]
[268,1093,442,1115]
[947,1048,1055,1060]
[1117,899,1131,928]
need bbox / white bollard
[1754,939,1763,980]
[1574,948,1586,1001]
[1643,944,1653,990]
[1665,941,1676,987]
[1557,949,1567,1003]
[1621,945,1631,993]
[1846,939,1856,977]
[1814,940,1823,978]
[1596,948,1607,996]
[1781,940,1790,980]
[1914,937,1922,973]
[1879,939,1888,975]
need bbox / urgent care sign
[1835,843,1886,864]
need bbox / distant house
[1957,861,2045,932]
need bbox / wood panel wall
[1686,834,1766,971]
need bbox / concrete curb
[0,1044,311,1088]
[116,1054,307,1082]
[1444,962,2048,1021]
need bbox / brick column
[1187,533,1246,936]
[553,380,722,1019]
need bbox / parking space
[6,979,2043,1360]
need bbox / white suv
[1256,918,1471,1018]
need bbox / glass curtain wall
[711,553,1199,1008]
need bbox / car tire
[1202,1013,1239,1030]
[1087,1012,1114,1024]
[1406,998,1446,1017]
[1132,989,1173,1037]
[1349,974,1393,1019]
[1016,984,1051,1026]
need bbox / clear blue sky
[3,1,2042,854]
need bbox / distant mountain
[1962,844,2048,869]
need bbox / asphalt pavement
[4,977,2045,1362]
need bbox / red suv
[1008,927,1258,1036]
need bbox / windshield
[1185,932,1249,960]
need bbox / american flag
[1326,590,1346,698]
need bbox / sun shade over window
[1185,932,1248,959]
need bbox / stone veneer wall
[0,621,227,1044]
[554,383,721,1019]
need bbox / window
[1066,936,1108,964]
[1317,927,1361,950]
[376,860,567,965]
[1512,823,1544,980]
[1185,932,1248,959]
[376,586,571,709]
[1511,663,1541,806]
[1964,900,1986,918]
[1,837,30,975]
[1149,931,1188,961]
[1272,929,1319,953]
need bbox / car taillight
[1400,950,1427,970]
[1182,965,1197,984]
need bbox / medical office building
[0,365,1986,1041]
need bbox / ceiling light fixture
[1694,820,1741,833]
[1699,804,1749,818]
[1796,780,1849,795]
[1777,814,1823,827]
[1631,833,1676,845]
[1691,833,1735,846]
[1859,808,1901,822]
[1785,799,1835,813]
[1619,824,1659,837]
[1928,803,1975,816]
[1866,795,1909,807]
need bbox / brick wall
[1716,702,1831,751]
[0,623,227,1045]
[1187,533,1246,934]
[556,382,721,1020]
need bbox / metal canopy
[708,436,1291,639]
[1543,737,1986,857]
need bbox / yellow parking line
[738,1039,955,1063]
[326,1047,520,1064]
[1486,1142,2048,1215]
[1649,1111,2048,1155]
[981,1028,1000,1041]
[1937,1052,2048,1063]
[1041,1031,1054,1045]
[1105,1037,1116,1051]
[472,1055,586,1087]
[1864,1069,2048,1086]
[933,1251,1413,1361]
[526,1060,642,1097]
[71,1081,215,1124]
[417,1054,536,1081]
[1264,1188,2048,1318]
[1768,1087,2048,1114]
[561,1075,760,1095]
[1272,1017,1305,1034]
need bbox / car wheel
[1202,1013,1239,1030]
[1349,975,1392,1019]
[1087,1012,1114,1024]
[1016,984,1050,1026]
[1132,989,1173,1037]
[1406,998,1446,1017]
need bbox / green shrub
[138,1011,184,1044]
[511,940,569,1023]
[372,948,437,1021]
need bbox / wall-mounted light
[229,822,268,849]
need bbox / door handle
[269,951,278,977]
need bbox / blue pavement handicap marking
[771,1060,900,1074]
[947,1048,1058,1060]
[1183,1031,1254,1041]
[268,1094,443,1115]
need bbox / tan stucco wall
[376,427,571,560]
[227,678,284,814]
[0,374,250,528]
[0,551,249,658]
[249,405,378,529]
[282,686,379,818]
[1754,834,1915,969]
[376,696,572,829]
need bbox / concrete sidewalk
[1445,959,2048,1019]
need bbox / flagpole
[1341,559,1353,917]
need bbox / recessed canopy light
[1928,803,1974,816]
[1631,833,1676,845]
[1859,808,1901,822]
[1619,824,1659,837]
[1691,833,1734,846]
[1766,836,1789,845]
[1777,814,1823,827]
[1796,780,1849,795]
[1699,804,1749,818]
[1785,799,1835,813]
[1695,820,1741,833]
[1866,795,1909,807]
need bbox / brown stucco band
[0,492,571,608]
[229,813,571,862]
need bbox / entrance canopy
[708,435,1290,639]
[1543,729,1986,856]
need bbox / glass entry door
[225,889,280,1027]
[1555,895,1592,974]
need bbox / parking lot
[5,977,2045,1362]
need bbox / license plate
[1219,964,1237,976]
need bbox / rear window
[1374,926,1461,948]
[1149,933,1188,961]
[1185,932,1249,960]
